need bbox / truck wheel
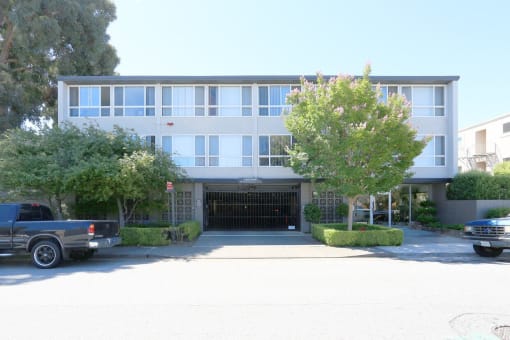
[473,245,503,257]
[31,240,62,269]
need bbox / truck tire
[31,240,62,269]
[473,245,503,257]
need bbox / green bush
[312,223,403,246]
[447,171,509,200]
[415,200,439,226]
[120,227,170,246]
[178,220,201,241]
[304,203,321,223]
[485,207,510,218]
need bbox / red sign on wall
[166,181,174,191]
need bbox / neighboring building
[57,75,459,231]
[458,112,510,173]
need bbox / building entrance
[204,185,300,231]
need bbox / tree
[0,0,119,131]
[0,123,85,218]
[494,161,510,175]
[285,66,426,230]
[0,124,184,225]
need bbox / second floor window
[259,135,293,166]
[414,135,445,166]
[162,86,205,116]
[258,85,295,116]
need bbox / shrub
[485,207,510,218]
[415,200,439,226]
[447,171,507,200]
[312,223,403,246]
[120,227,170,246]
[304,203,321,223]
[178,220,201,241]
[125,222,170,228]
[336,203,349,217]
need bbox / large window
[375,85,445,117]
[114,86,155,117]
[162,135,205,167]
[414,135,445,166]
[402,86,445,117]
[69,86,110,117]
[258,85,296,116]
[162,135,252,167]
[162,86,205,116]
[259,135,293,166]
[209,135,252,166]
[209,86,252,116]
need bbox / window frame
[113,85,156,117]
[414,135,446,167]
[68,86,110,117]
[258,135,294,167]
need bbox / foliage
[0,0,119,131]
[285,66,425,230]
[415,200,439,226]
[0,123,184,224]
[446,171,510,200]
[336,202,349,217]
[125,223,170,228]
[485,207,510,218]
[312,223,403,246]
[494,161,510,175]
[178,220,202,241]
[304,203,321,223]
[120,227,170,246]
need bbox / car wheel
[31,240,62,269]
[473,245,503,257]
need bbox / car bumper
[88,236,122,249]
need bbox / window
[162,86,205,116]
[259,135,293,166]
[162,135,205,167]
[69,86,110,117]
[401,86,445,117]
[209,135,252,167]
[258,85,296,116]
[208,86,251,116]
[414,135,445,166]
[503,122,510,134]
[114,86,155,116]
[143,135,156,152]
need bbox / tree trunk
[347,196,356,231]
[116,198,125,228]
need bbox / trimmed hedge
[485,207,510,218]
[120,227,171,246]
[447,171,510,200]
[312,223,403,247]
[178,220,202,241]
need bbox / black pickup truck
[0,203,121,268]
[464,217,510,257]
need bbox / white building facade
[57,75,459,231]
[458,113,510,173]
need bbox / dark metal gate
[204,187,300,231]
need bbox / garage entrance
[204,185,300,231]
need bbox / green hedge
[120,227,171,246]
[447,171,510,200]
[178,220,201,241]
[485,207,510,218]
[312,223,403,247]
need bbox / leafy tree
[0,124,184,225]
[285,66,425,230]
[494,161,510,175]
[0,123,84,218]
[0,0,119,131]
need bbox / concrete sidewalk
[95,227,477,260]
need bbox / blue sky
[108,0,510,129]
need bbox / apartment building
[57,75,459,231]
[458,112,510,173]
